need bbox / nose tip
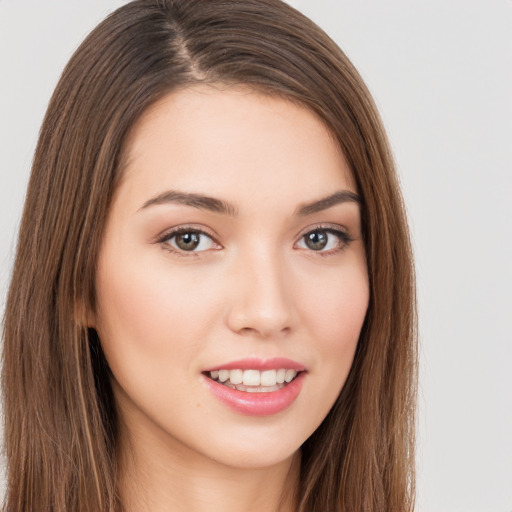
[226,254,296,339]
[231,311,293,339]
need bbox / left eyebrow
[295,190,361,216]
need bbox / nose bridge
[227,241,295,337]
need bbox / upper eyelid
[157,223,350,241]
[296,222,351,238]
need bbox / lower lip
[202,372,305,416]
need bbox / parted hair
[2,1,417,510]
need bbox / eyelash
[156,224,354,258]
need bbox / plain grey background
[1,1,511,511]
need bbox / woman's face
[93,85,369,470]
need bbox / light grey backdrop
[1,1,511,511]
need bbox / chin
[206,439,301,471]
[184,414,313,470]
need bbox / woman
[2,0,417,511]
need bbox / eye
[296,227,352,254]
[158,227,220,255]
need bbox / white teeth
[242,369,260,386]
[218,369,230,382]
[260,369,277,386]
[209,368,300,389]
[285,369,297,383]
[229,369,243,385]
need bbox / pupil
[306,231,327,250]
[176,232,200,251]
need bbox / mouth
[201,358,306,416]
[204,368,301,393]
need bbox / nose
[226,246,297,339]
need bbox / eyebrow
[139,189,361,216]
[295,190,361,216]
[139,190,238,216]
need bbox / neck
[116,424,301,512]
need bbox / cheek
[93,248,221,377]
[300,260,369,347]
[297,256,369,389]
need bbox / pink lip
[202,371,306,416]
[203,357,306,372]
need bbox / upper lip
[203,357,306,372]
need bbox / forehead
[117,84,356,212]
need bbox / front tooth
[218,369,230,382]
[260,369,277,386]
[242,369,261,386]
[285,369,297,383]
[276,368,286,384]
[229,369,243,385]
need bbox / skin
[92,85,369,512]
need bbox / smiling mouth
[204,368,300,393]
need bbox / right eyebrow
[138,190,239,217]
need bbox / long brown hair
[2,1,417,510]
